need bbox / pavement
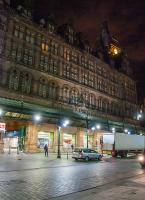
[0,152,112,172]
[0,152,144,200]
[55,174,145,200]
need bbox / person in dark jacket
[71,144,74,152]
[44,144,48,157]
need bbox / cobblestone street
[0,153,144,200]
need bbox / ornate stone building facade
[0,0,143,153]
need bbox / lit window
[41,43,49,51]
[41,43,45,50]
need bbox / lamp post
[57,126,61,158]
[57,119,69,159]
[86,116,89,148]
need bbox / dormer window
[68,27,74,44]
[47,24,55,34]
[14,24,25,39]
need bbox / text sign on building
[0,123,5,130]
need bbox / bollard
[17,147,19,155]
[8,145,11,154]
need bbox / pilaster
[0,134,4,153]
[24,123,38,153]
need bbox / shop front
[84,134,94,148]
[3,131,19,153]
[63,132,76,152]
[37,131,54,151]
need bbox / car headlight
[138,155,145,161]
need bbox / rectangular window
[63,63,70,78]
[89,74,94,87]
[48,59,58,75]
[26,29,35,44]
[41,43,49,51]
[64,48,70,61]
[40,55,49,71]
[71,51,78,63]
[50,41,58,55]
[10,44,22,62]
[88,60,94,71]
[96,65,102,75]
[11,44,17,59]
[14,25,24,39]
[81,72,88,85]
[60,46,64,57]
[23,48,33,65]
[71,67,78,81]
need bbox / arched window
[48,81,58,100]
[102,99,109,113]
[98,97,103,110]
[81,92,89,107]
[62,86,70,102]
[89,93,96,108]
[110,101,119,115]
[21,73,31,94]
[81,72,88,85]
[9,69,20,91]
[70,88,79,104]
[38,78,47,98]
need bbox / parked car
[72,148,102,161]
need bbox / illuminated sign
[0,122,5,130]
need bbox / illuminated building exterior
[0,0,144,153]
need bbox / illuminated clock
[108,43,121,57]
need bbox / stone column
[76,128,84,148]
[96,132,103,153]
[24,123,38,153]
[93,132,97,150]
[0,133,4,153]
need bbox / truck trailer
[102,133,145,157]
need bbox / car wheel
[85,156,89,162]
[98,155,102,160]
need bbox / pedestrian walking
[44,144,48,157]
[71,144,74,152]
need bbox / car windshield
[74,148,99,153]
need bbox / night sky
[12,0,145,101]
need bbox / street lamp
[86,117,89,149]
[137,109,143,120]
[96,124,101,130]
[124,129,128,133]
[57,119,69,159]
[112,127,115,133]
[91,127,95,131]
[34,114,41,121]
